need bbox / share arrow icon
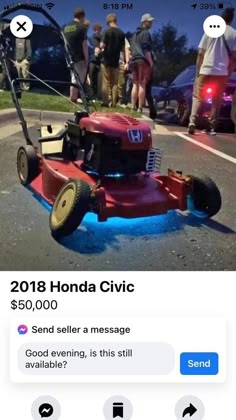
[191,3,197,9]
[182,403,197,417]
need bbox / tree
[31,45,70,93]
[151,23,197,85]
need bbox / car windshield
[171,66,196,86]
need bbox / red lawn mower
[0,4,222,238]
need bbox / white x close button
[10,15,33,38]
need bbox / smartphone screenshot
[0,0,235,419]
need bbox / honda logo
[127,129,143,143]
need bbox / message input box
[10,317,226,383]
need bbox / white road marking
[0,124,23,139]
[0,123,34,142]
[154,125,173,135]
[175,132,236,165]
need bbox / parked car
[154,65,236,129]
[231,89,236,133]
[151,85,166,98]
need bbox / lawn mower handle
[0,4,73,70]
[0,4,89,144]
[0,4,72,63]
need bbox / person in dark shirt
[130,13,154,113]
[89,23,102,99]
[64,8,89,102]
[100,14,126,107]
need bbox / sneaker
[76,98,83,104]
[119,103,128,108]
[137,108,143,113]
[201,128,216,136]
[188,124,195,134]
[209,128,217,136]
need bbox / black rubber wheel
[177,100,190,126]
[49,179,91,238]
[17,145,39,185]
[187,175,222,219]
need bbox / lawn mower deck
[30,158,188,221]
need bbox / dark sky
[1,0,236,47]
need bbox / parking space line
[174,132,236,164]
[0,123,34,143]
[153,125,174,135]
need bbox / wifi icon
[45,2,55,9]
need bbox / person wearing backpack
[188,8,236,135]
[130,13,155,113]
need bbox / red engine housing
[80,112,152,151]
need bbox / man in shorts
[130,13,154,113]
[100,14,126,107]
[188,7,236,135]
[64,8,89,102]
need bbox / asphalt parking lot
[0,121,235,271]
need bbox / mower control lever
[38,128,68,143]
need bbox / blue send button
[180,352,219,375]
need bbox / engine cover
[79,112,152,151]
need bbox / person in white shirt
[188,8,236,135]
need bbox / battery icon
[218,3,224,8]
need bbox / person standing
[188,7,236,135]
[117,37,131,106]
[100,14,126,107]
[64,8,89,102]
[89,23,103,100]
[145,72,157,120]
[130,13,154,113]
[14,37,32,91]
[0,61,6,91]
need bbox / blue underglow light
[105,173,125,178]
[27,186,52,212]
[83,211,168,228]
[86,169,125,178]
[86,169,98,176]
[187,195,208,219]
